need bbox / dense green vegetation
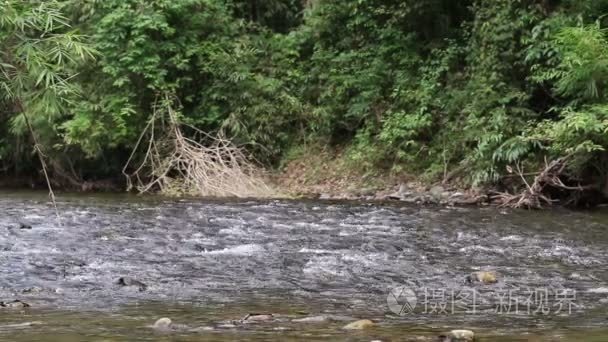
[2,0,608,199]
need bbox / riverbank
[274,148,493,206]
[1,146,605,208]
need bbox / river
[0,191,607,341]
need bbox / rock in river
[241,313,274,323]
[292,315,330,323]
[293,314,356,323]
[151,318,192,332]
[19,223,32,230]
[466,271,498,285]
[152,318,173,331]
[0,300,30,309]
[117,277,147,291]
[438,329,475,341]
[342,319,375,330]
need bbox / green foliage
[59,0,305,163]
[548,24,608,100]
[3,0,608,190]
[0,0,94,118]
[0,0,94,172]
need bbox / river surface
[0,191,607,341]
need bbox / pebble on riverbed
[342,319,375,330]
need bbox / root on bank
[123,95,274,198]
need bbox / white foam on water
[87,260,114,270]
[500,235,524,242]
[587,287,608,294]
[456,231,478,242]
[182,236,216,244]
[298,248,342,254]
[271,223,293,230]
[302,251,386,278]
[22,214,45,220]
[302,256,349,278]
[342,252,387,267]
[459,245,504,254]
[212,217,246,225]
[293,222,331,230]
[217,227,247,236]
[203,244,265,255]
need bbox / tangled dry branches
[123,95,274,198]
[492,156,596,208]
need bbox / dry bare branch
[123,94,274,198]
[492,156,595,208]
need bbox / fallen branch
[492,156,595,208]
[123,94,274,198]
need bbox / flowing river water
[0,191,607,341]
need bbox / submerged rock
[438,329,475,341]
[292,314,356,323]
[152,318,173,331]
[191,326,215,332]
[241,313,274,323]
[342,319,375,330]
[0,300,30,309]
[292,315,330,323]
[466,271,498,284]
[117,277,147,291]
[0,322,41,330]
[151,318,192,332]
[21,286,43,294]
